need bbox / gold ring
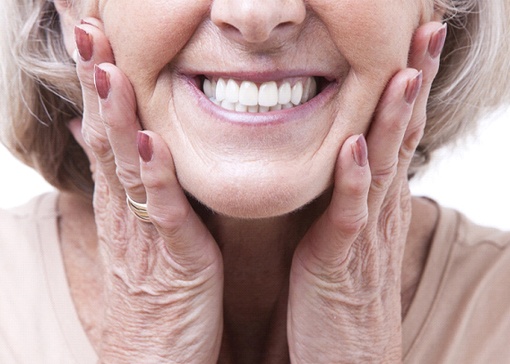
[126,195,151,222]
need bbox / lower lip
[182,76,340,127]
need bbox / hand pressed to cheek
[287,69,424,364]
[287,18,445,361]
[306,0,425,151]
[60,0,444,222]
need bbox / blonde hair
[413,0,510,175]
[1,0,509,195]
[0,0,90,196]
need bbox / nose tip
[211,0,306,44]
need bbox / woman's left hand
[288,22,446,363]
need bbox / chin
[181,174,329,219]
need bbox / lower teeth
[210,98,298,113]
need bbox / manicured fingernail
[74,26,93,62]
[94,65,111,100]
[352,134,368,167]
[405,71,422,104]
[428,23,447,58]
[137,131,153,163]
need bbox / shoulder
[0,192,82,363]
[442,208,510,253]
[435,205,510,290]
[404,204,510,363]
[436,203,510,250]
[0,191,59,218]
[0,192,60,280]
[0,192,60,276]
[0,192,60,285]
[0,192,59,235]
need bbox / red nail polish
[94,65,111,100]
[352,134,368,167]
[74,26,93,62]
[137,132,153,163]
[405,71,422,104]
[428,24,447,58]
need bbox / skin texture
[55,0,444,362]
[63,0,435,218]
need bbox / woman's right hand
[72,19,223,363]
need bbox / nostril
[222,23,239,34]
[210,1,306,45]
[277,22,294,29]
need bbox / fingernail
[74,26,93,62]
[94,65,111,100]
[352,134,368,167]
[404,71,422,104]
[137,131,153,163]
[428,23,447,59]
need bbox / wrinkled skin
[56,0,445,362]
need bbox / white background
[1,109,509,230]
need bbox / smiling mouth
[199,76,330,113]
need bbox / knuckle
[328,208,368,236]
[384,113,408,136]
[116,164,143,191]
[408,114,427,138]
[401,131,423,161]
[343,176,369,196]
[378,192,410,243]
[381,209,399,241]
[371,160,398,192]
[82,125,110,158]
[140,170,166,191]
[401,116,427,160]
[149,204,192,236]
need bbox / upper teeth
[203,77,317,112]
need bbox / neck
[195,192,331,362]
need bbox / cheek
[312,0,419,79]
[99,0,209,86]
[308,0,422,145]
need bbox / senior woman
[1,0,510,362]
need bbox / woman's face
[73,0,434,218]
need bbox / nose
[211,0,306,44]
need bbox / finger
[75,22,113,126]
[74,22,121,196]
[95,63,145,203]
[400,22,446,171]
[297,134,371,267]
[138,131,220,268]
[365,68,422,213]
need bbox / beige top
[1,193,509,363]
